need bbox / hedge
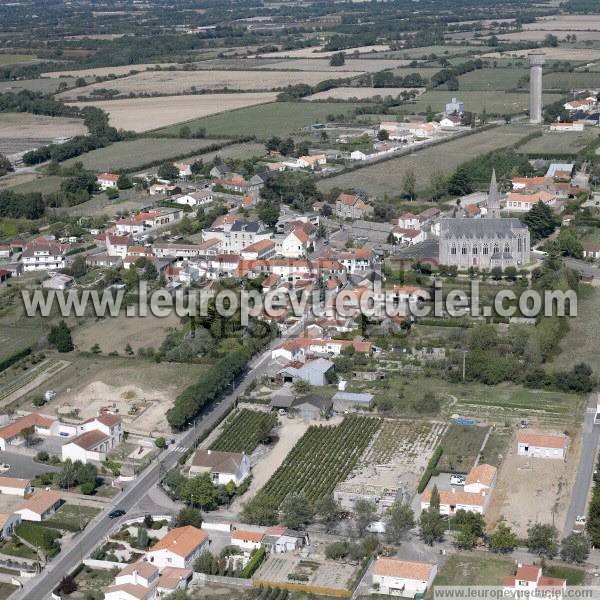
[241,547,265,578]
[0,347,32,373]
[417,446,444,494]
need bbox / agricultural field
[169,142,267,169]
[483,47,600,61]
[62,137,227,171]
[478,426,512,468]
[0,53,36,65]
[318,125,529,197]
[436,424,489,474]
[379,45,487,59]
[543,71,600,90]
[248,416,381,508]
[255,44,391,59]
[58,70,360,100]
[0,323,41,361]
[1,175,64,195]
[406,90,564,114]
[306,86,425,101]
[154,101,362,139]
[499,30,600,42]
[516,129,598,155]
[210,409,278,454]
[0,112,87,156]
[456,67,528,91]
[68,92,278,132]
[42,63,181,78]
[253,58,412,72]
[0,78,78,94]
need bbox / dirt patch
[72,313,180,354]
[67,93,278,132]
[486,428,580,536]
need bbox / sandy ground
[72,312,180,354]
[255,44,391,59]
[58,70,359,100]
[229,415,344,511]
[483,47,600,61]
[306,86,425,101]
[0,112,87,138]
[67,92,278,132]
[486,428,581,536]
[42,63,180,78]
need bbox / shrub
[241,547,265,578]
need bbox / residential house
[297,154,326,170]
[230,530,264,552]
[517,432,566,459]
[0,245,12,259]
[463,464,497,494]
[440,114,461,128]
[104,234,132,258]
[189,449,251,485]
[564,97,597,112]
[421,487,486,515]
[0,476,32,497]
[505,191,556,212]
[335,193,373,219]
[503,563,566,594]
[98,173,120,190]
[392,227,426,245]
[583,242,600,259]
[241,239,276,260]
[173,190,213,208]
[372,558,437,597]
[105,583,156,600]
[0,413,58,451]
[379,122,412,142]
[115,561,159,589]
[210,164,231,179]
[393,213,421,230]
[61,429,112,463]
[146,526,209,570]
[174,162,192,178]
[21,241,70,272]
[149,184,180,196]
[203,220,272,254]
[15,490,63,521]
[278,227,310,258]
[156,567,193,596]
[0,513,21,541]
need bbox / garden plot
[210,409,278,454]
[486,427,581,536]
[338,420,448,500]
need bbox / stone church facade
[439,171,531,269]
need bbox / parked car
[450,474,465,486]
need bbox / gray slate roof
[440,217,527,239]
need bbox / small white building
[174,190,214,208]
[97,173,119,190]
[146,526,209,570]
[115,561,159,589]
[517,432,566,459]
[230,529,264,552]
[373,558,437,597]
[15,491,63,522]
[0,476,32,497]
[189,449,251,486]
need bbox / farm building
[372,558,437,597]
[278,357,335,386]
[517,432,566,459]
[189,449,251,485]
[0,476,32,497]
[146,526,208,570]
[332,391,374,413]
[291,394,333,420]
[15,491,63,522]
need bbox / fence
[193,572,253,588]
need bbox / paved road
[1,451,60,480]
[563,392,600,536]
[13,322,302,600]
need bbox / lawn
[0,537,38,560]
[431,554,515,588]
[456,67,529,91]
[406,90,564,115]
[210,409,278,454]
[318,125,529,197]
[16,521,61,557]
[516,129,599,156]
[0,583,17,600]
[544,564,586,585]
[436,423,489,474]
[153,101,362,139]
[44,503,101,531]
[62,137,228,171]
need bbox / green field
[210,409,277,454]
[457,68,528,91]
[6,175,64,195]
[0,323,40,361]
[153,101,362,139]
[431,555,515,588]
[516,129,598,155]
[44,503,101,531]
[0,77,78,94]
[381,45,491,59]
[406,90,564,115]
[436,424,489,473]
[543,71,600,90]
[63,137,227,171]
[318,125,528,197]
[0,53,36,65]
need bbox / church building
[439,171,531,269]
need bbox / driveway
[0,451,60,480]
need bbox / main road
[14,319,305,600]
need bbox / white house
[61,430,112,464]
[97,173,119,190]
[146,526,209,570]
[394,212,421,230]
[174,162,192,178]
[517,432,566,459]
[104,583,156,600]
[189,449,251,485]
[261,527,309,553]
[503,563,566,593]
[372,558,437,597]
[230,529,264,552]
[421,488,485,515]
[115,561,159,589]
[0,413,58,451]
[392,227,425,245]
[0,476,32,497]
[15,491,63,522]
[173,190,214,208]
[0,513,21,540]
[240,239,276,260]
[463,464,497,495]
[79,412,123,449]
[278,227,310,258]
[105,234,132,258]
[21,241,70,272]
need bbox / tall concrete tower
[528,50,545,124]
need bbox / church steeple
[487,169,500,218]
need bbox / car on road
[108,509,126,519]
[450,474,465,486]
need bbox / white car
[450,474,465,486]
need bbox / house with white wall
[146,526,209,569]
[15,491,63,522]
[189,449,251,485]
[0,477,32,497]
[517,432,566,459]
[230,530,264,552]
[372,558,437,597]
